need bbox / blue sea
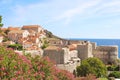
[69,39,120,58]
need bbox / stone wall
[43,47,79,64]
[25,50,43,57]
[56,61,80,73]
[77,41,93,60]
[69,50,78,58]
[93,46,118,64]
[91,42,97,50]
[22,25,43,33]
[43,49,64,64]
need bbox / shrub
[7,44,23,50]
[77,57,107,78]
[75,74,97,80]
[107,65,119,71]
[0,46,75,80]
[0,46,32,79]
[108,71,120,78]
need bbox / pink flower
[40,71,45,78]
[16,71,21,75]
[14,66,17,69]
[11,78,17,80]
[1,67,5,71]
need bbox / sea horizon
[65,38,120,58]
[64,38,120,40]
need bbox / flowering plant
[0,46,75,80]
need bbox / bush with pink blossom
[0,46,75,80]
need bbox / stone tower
[93,46,118,64]
[77,41,93,61]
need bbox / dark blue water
[69,39,120,58]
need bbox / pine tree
[0,16,3,32]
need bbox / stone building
[17,35,42,50]
[8,27,21,31]
[93,46,118,64]
[91,42,97,50]
[69,40,81,45]
[48,38,63,46]
[0,35,3,43]
[22,25,44,33]
[56,62,80,73]
[43,46,65,64]
[77,41,93,61]
[43,45,80,73]
[8,30,29,43]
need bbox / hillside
[44,29,65,40]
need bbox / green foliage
[77,57,107,78]
[0,15,3,28]
[4,29,10,35]
[108,71,120,78]
[107,65,119,71]
[2,37,10,42]
[75,74,97,80]
[99,78,108,80]
[41,38,49,49]
[41,43,48,49]
[0,46,32,79]
[45,30,53,38]
[47,31,52,38]
[7,44,23,50]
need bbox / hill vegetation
[77,57,107,78]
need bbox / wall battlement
[93,45,118,64]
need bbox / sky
[0,0,120,39]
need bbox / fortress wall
[56,62,80,73]
[69,40,81,44]
[93,46,118,64]
[43,49,65,64]
[69,50,78,58]
[91,42,97,50]
[63,48,71,63]
[77,42,93,60]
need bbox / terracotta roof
[1,28,7,31]
[8,27,20,31]
[22,25,42,28]
[0,34,3,37]
[18,38,28,43]
[8,30,27,34]
[27,36,39,43]
[28,30,36,33]
[67,44,77,51]
[0,36,3,38]
[24,41,33,44]
[45,46,62,50]
[26,46,37,50]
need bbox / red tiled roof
[22,25,42,28]
[8,27,20,31]
[45,46,62,50]
[67,44,77,51]
[1,28,7,31]
[8,30,27,34]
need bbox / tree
[0,15,3,28]
[108,71,120,78]
[7,44,23,50]
[107,65,119,71]
[41,38,49,49]
[4,29,10,35]
[77,57,107,78]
